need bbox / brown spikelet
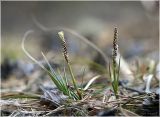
[58,31,69,63]
[112,27,118,67]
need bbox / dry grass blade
[84,75,101,91]
[21,30,46,70]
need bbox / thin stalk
[58,31,82,99]
[109,27,120,99]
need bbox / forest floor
[1,29,159,116]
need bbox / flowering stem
[58,31,82,99]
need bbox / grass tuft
[21,30,81,100]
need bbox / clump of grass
[21,30,82,100]
[109,27,121,99]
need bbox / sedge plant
[108,27,121,99]
[21,30,82,100]
[21,30,104,100]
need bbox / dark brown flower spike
[112,27,118,67]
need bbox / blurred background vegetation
[1,1,159,63]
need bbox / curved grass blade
[83,75,101,91]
